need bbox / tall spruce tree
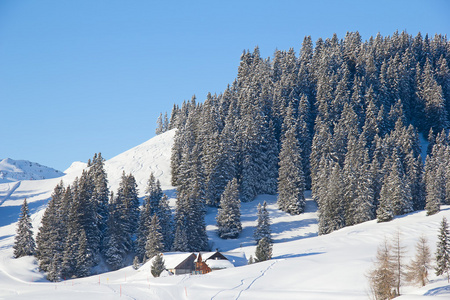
[103,192,125,271]
[116,172,140,253]
[216,178,242,239]
[13,199,35,258]
[90,153,109,255]
[151,253,166,277]
[435,217,450,282]
[277,105,306,215]
[145,215,164,261]
[254,237,273,263]
[36,182,66,276]
[156,194,174,251]
[254,201,271,243]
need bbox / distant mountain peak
[0,158,64,183]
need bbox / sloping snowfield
[1,130,449,299]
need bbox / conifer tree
[90,153,109,254]
[277,105,305,215]
[248,255,254,264]
[405,235,432,287]
[145,215,164,261]
[116,172,140,253]
[156,113,164,135]
[254,201,271,243]
[425,154,444,216]
[35,182,66,273]
[151,253,166,277]
[435,217,450,282]
[377,174,394,223]
[157,194,174,251]
[318,160,346,234]
[133,256,140,270]
[13,199,35,258]
[254,237,273,263]
[137,173,162,259]
[75,229,90,278]
[103,192,125,271]
[216,178,242,239]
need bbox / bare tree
[405,235,432,286]
[391,229,407,296]
[368,238,396,300]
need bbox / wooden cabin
[194,252,212,274]
[163,252,197,275]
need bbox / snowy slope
[0,158,64,183]
[1,129,450,299]
[0,130,175,226]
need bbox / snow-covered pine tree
[103,192,125,271]
[254,201,271,243]
[405,235,432,287]
[76,170,100,269]
[318,160,346,235]
[297,95,313,190]
[174,143,209,252]
[145,215,164,261]
[136,199,151,260]
[137,172,163,259]
[90,153,109,255]
[417,58,449,133]
[277,105,305,215]
[151,253,166,277]
[163,112,169,132]
[216,178,242,239]
[435,216,450,282]
[156,194,174,251]
[35,181,65,273]
[343,135,374,226]
[61,180,83,279]
[13,199,35,258]
[390,149,413,216]
[156,112,164,135]
[254,237,272,262]
[424,141,446,215]
[116,172,140,253]
[75,229,90,278]
[376,173,394,223]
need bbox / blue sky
[0,0,449,171]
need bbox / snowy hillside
[0,158,64,183]
[0,130,175,225]
[1,129,450,299]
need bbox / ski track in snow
[210,260,278,300]
[0,181,21,206]
[234,260,277,300]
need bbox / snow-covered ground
[0,158,64,184]
[0,130,449,299]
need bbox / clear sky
[0,0,449,171]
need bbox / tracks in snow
[210,260,278,300]
[0,181,21,206]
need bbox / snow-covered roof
[206,259,235,270]
[195,251,247,268]
[145,252,194,270]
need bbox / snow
[1,129,450,299]
[145,252,194,270]
[0,158,64,183]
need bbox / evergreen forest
[28,31,450,281]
